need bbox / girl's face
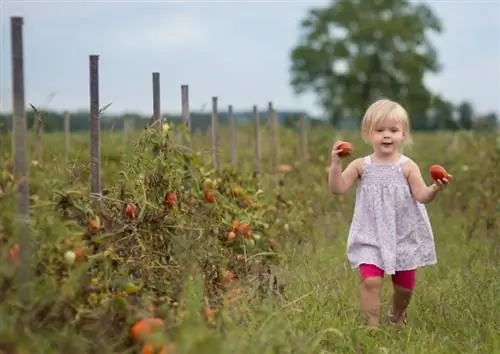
[367,119,405,156]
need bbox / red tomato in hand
[429,164,452,182]
[337,141,353,158]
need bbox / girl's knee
[392,269,416,290]
[361,276,383,290]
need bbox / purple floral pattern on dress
[346,155,437,275]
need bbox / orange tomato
[130,318,165,342]
[236,223,251,238]
[164,192,178,208]
[141,343,168,354]
[88,216,101,231]
[204,190,216,203]
[125,203,137,219]
[429,164,452,182]
[231,219,240,230]
[337,141,353,158]
[74,246,86,262]
[222,270,235,285]
[8,243,20,263]
[243,196,252,207]
[203,305,215,322]
[278,164,293,173]
[227,231,236,242]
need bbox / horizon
[1,1,499,118]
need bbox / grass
[0,126,498,354]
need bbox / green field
[0,126,498,354]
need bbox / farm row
[0,126,499,353]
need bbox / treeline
[0,109,310,133]
[0,101,497,133]
[422,100,498,132]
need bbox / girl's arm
[328,158,362,195]
[405,160,441,204]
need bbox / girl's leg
[390,269,416,324]
[359,264,384,327]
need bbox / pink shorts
[359,263,416,290]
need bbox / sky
[1,0,499,118]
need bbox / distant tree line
[0,109,309,134]
[0,100,497,134]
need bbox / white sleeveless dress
[346,155,437,274]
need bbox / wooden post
[152,72,161,130]
[268,101,280,173]
[10,16,32,304]
[299,114,308,160]
[130,116,135,132]
[64,110,70,163]
[89,54,101,197]
[228,105,237,168]
[34,112,43,164]
[252,105,261,181]
[181,85,190,145]
[211,97,220,170]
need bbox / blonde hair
[361,98,413,147]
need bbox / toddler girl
[328,99,451,328]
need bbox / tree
[456,101,474,130]
[289,0,443,127]
[429,96,458,131]
[474,112,498,132]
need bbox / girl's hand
[433,176,452,191]
[331,141,343,165]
